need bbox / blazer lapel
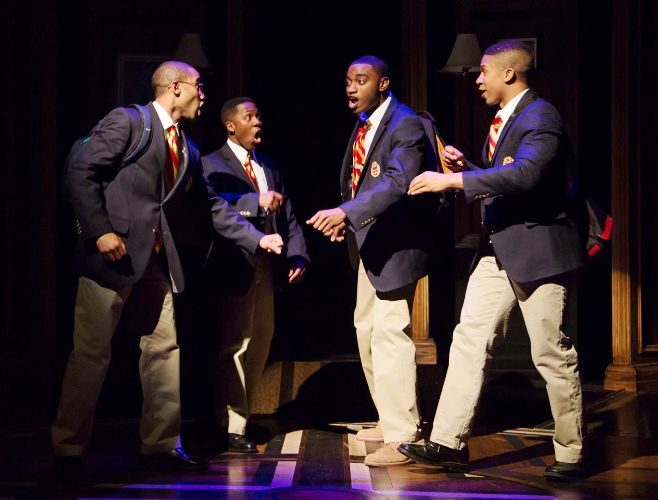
[363,97,397,167]
[146,103,168,198]
[162,129,190,202]
[258,154,276,191]
[341,95,399,198]
[341,123,360,200]
[222,143,258,192]
[353,97,398,194]
[491,89,539,165]
[177,130,189,179]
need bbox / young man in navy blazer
[52,62,283,479]
[399,40,586,482]
[201,97,309,453]
[308,55,439,467]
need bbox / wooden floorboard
[1,388,657,498]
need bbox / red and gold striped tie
[244,153,259,190]
[164,125,180,192]
[487,113,503,162]
[351,120,371,197]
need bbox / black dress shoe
[142,447,208,471]
[398,441,469,472]
[543,461,584,482]
[227,433,258,453]
[51,455,83,483]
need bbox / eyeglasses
[171,80,204,93]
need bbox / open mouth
[253,129,262,144]
[348,96,359,110]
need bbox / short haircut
[350,55,390,78]
[483,40,534,76]
[221,97,256,126]
[151,61,197,97]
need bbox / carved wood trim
[606,0,658,389]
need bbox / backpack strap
[123,103,153,165]
[416,110,452,173]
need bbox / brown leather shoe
[356,423,384,443]
[365,442,413,467]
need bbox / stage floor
[1,387,657,499]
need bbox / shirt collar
[497,88,530,123]
[361,94,392,131]
[152,101,177,132]
[226,139,255,165]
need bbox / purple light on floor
[376,493,556,500]
[118,483,271,490]
[103,483,558,499]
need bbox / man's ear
[379,76,390,92]
[503,68,516,84]
[226,121,235,135]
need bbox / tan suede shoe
[364,442,413,467]
[356,423,383,442]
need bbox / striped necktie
[351,120,371,197]
[487,112,503,162]
[164,125,180,192]
[244,153,259,190]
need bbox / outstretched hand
[259,233,284,254]
[306,208,347,235]
[408,171,463,195]
[259,190,284,212]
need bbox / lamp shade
[174,33,212,69]
[441,33,482,75]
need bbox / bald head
[152,61,198,98]
[484,40,533,81]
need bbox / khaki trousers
[52,257,181,456]
[354,260,419,443]
[430,256,584,463]
[214,256,274,435]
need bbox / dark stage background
[4,0,656,424]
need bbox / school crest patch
[370,161,381,178]
[502,156,514,165]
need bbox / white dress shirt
[226,140,269,193]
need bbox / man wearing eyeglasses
[52,61,284,480]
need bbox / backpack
[568,182,613,259]
[417,110,452,208]
[61,104,153,242]
[62,103,153,199]
[564,138,613,260]
[583,196,613,257]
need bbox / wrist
[449,172,464,190]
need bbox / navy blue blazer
[201,143,309,293]
[339,95,439,293]
[68,102,264,291]
[462,89,584,282]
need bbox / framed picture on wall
[117,55,167,106]
[499,37,538,68]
